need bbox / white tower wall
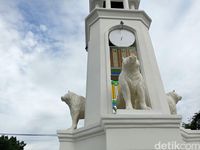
[56,1,196,150]
[85,9,170,126]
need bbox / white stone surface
[85,8,170,127]
[57,2,200,150]
[129,0,140,10]
[58,115,185,150]
[58,116,200,150]
[61,91,85,130]
[116,109,161,115]
[117,55,151,110]
[57,123,105,150]
[167,90,182,114]
[180,127,200,143]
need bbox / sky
[0,0,199,150]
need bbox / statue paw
[126,105,134,110]
[142,106,151,110]
[65,127,75,133]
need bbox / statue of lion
[61,91,85,130]
[167,90,182,114]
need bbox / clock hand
[120,30,123,41]
[120,34,123,41]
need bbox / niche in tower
[109,29,138,81]
[103,1,124,9]
[111,1,124,9]
[109,26,138,106]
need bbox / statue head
[61,90,74,105]
[171,90,182,103]
[122,55,140,69]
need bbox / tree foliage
[0,135,26,150]
[183,111,200,130]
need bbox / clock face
[109,29,135,47]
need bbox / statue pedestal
[57,114,184,150]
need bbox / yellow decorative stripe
[111,80,120,100]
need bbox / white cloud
[21,31,38,48]
[141,0,200,122]
[0,1,87,149]
[0,0,199,150]
[39,24,47,32]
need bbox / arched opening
[109,27,138,81]
[108,26,138,110]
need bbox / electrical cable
[0,133,57,137]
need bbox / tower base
[57,114,185,150]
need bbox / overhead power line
[0,133,57,137]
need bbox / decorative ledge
[57,123,104,142]
[101,114,182,129]
[57,115,183,143]
[180,127,200,143]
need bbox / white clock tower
[85,0,170,126]
[57,1,184,150]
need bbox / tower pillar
[123,0,129,9]
[106,0,111,8]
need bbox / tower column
[130,2,136,9]
[123,0,129,9]
[106,0,111,8]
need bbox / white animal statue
[166,90,182,114]
[61,91,85,130]
[117,55,151,110]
